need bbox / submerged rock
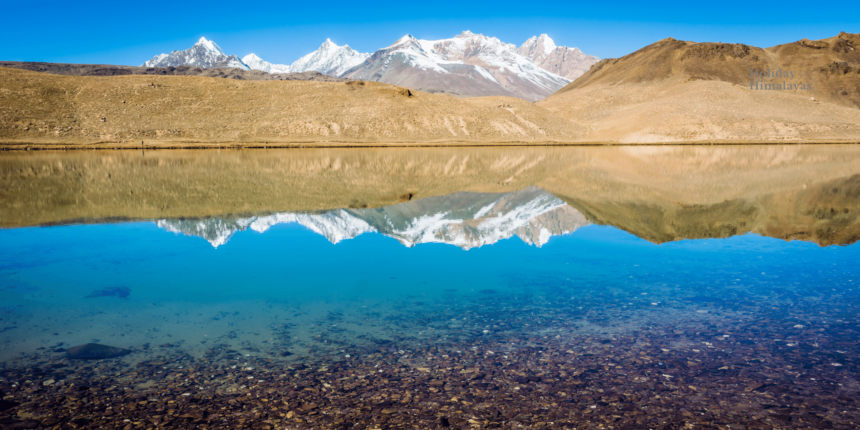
[0,419,39,429]
[0,391,20,412]
[65,343,131,360]
[85,287,131,299]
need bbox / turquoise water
[2,213,858,363]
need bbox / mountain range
[340,31,574,101]
[141,33,598,101]
[156,187,589,249]
[6,32,858,145]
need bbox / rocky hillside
[538,32,860,143]
[0,67,585,146]
[555,32,860,108]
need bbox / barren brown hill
[539,32,860,143]
[2,146,858,245]
[0,67,584,148]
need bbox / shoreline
[2,140,859,151]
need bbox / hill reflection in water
[1,145,858,245]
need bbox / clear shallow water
[2,216,858,362]
[1,147,859,429]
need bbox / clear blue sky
[2,0,855,66]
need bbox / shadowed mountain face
[1,146,858,246]
[156,187,588,249]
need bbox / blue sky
[2,1,855,66]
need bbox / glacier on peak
[241,53,292,74]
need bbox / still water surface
[0,146,858,429]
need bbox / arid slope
[0,67,584,147]
[538,33,860,143]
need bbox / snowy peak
[194,37,224,55]
[289,39,370,77]
[142,37,249,70]
[517,34,599,80]
[521,34,557,56]
[242,53,263,63]
[391,34,417,47]
[241,53,292,74]
[321,38,338,50]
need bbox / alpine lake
[1,145,859,430]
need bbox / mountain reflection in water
[156,187,587,249]
[2,145,858,245]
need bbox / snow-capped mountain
[156,187,589,249]
[241,53,291,74]
[289,39,371,76]
[518,34,599,80]
[340,31,572,101]
[142,37,249,70]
